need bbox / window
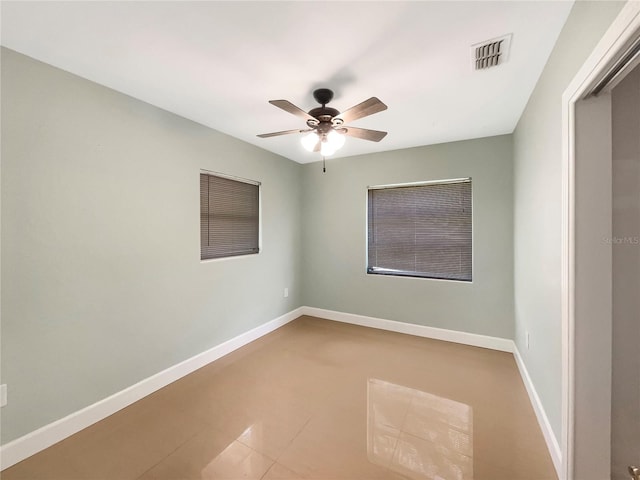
[367,178,472,281]
[200,171,260,260]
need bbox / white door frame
[561,2,640,479]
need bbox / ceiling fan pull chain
[323,156,327,173]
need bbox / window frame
[365,177,473,282]
[200,169,262,263]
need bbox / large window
[367,178,472,281]
[200,171,260,260]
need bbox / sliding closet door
[610,63,640,480]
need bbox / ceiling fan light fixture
[320,140,337,157]
[327,129,346,150]
[301,131,319,152]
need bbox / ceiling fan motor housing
[312,88,334,105]
[307,106,339,124]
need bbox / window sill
[366,269,472,283]
[200,253,260,264]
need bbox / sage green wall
[0,48,302,444]
[301,135,514,339]
[512,0,625,443]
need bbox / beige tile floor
[2,316,557,480]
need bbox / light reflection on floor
[200,424,273,478]
[368,378,473,480]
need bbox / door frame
[561,3,640,479]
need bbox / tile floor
[2,316,557,480]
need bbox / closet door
[610,63,640,480]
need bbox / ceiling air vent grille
[472,34,512,70]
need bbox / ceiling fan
[257,88,388,157]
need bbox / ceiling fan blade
[269,100,317,122]
[257,129,305,138]
[343,126,388,142]
[335,97,387,123]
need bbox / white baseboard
[300,306,514,352]
[513,346,562,477]
[1,306,560,478]
[0,307,303,471]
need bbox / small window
[200,171,260,260]
[367,178,472,281]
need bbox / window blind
[367,180,472,281]
[200,173,259,260]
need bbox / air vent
[472,34,512,70]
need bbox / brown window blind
[367,179,472,281]
[200,172,260,260]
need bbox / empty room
[1,1,639,480]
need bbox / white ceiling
[1,1,573,164]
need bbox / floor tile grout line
[383,391,416,471]
[263,415,315,478]
[132,425,209,480]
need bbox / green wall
[512,0,625,443]
[1,48,303,443]
[301,135,514,339]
